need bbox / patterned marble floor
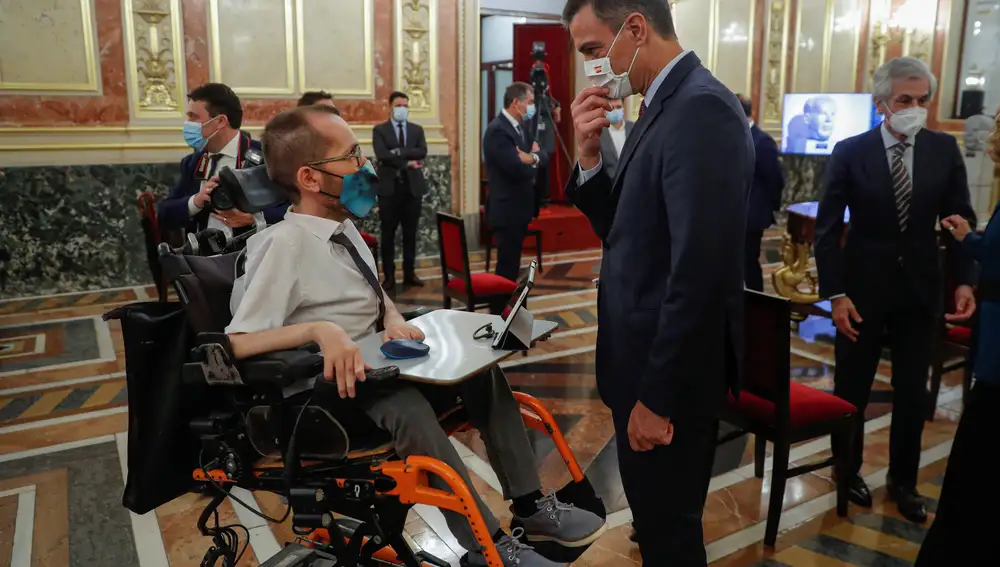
[0,237,968,566]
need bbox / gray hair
[872,57,938,102]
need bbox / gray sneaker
[513,493,607,547]
[464,528,565,566]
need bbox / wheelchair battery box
[260,543,337,566]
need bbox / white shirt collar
[283,208,352,242]
[215,131,241,158]
[881,121,916,149]
[642,50,693,109]
[391,117,407,129]
[501,109,523,131]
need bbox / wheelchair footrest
[260,543,337,566]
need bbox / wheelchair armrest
[183,333,322,387]
[401,306,435,321]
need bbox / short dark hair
[562,0,676,39]
[298,90,333,107]
[503,82,532,109]
[187,83,243,129]
[260,105,341,203]
[389,91,409,105]
[736,93,752,118]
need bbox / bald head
[261,105,358,201]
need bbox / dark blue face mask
[309,160,379,218]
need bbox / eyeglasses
[307,144,364,170]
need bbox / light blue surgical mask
[312,161,380,218]
[524,103,536,120]
[182,115,220,152]
[606,108,625,125]
[392,106,409,123]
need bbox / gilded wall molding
[395,0,439,119]
[0,0,99,93]
[123,0,186,119]
[762,0,791,126]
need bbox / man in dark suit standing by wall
[483,82,546,282]
[737,94,785,291]
[373,91,428,291]
[158,83,288,234]
[564,1,751,564]
[598,98,634,179]
[815,57,977,524]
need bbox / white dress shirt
[501,108,538,165]
[188,133,241,230]
[227,211,381,395]
[608,123,627,157]
[578,50,693,184]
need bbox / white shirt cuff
[578,156,603,185]
[828,294,846,300]
[188,194,203,217]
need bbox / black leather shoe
[382,278,396,292]
[844,475,873,507]
[403,274,425,287]
[887,479,928,524]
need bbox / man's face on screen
[805,100,837,140]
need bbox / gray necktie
[330,232,385,332]
[891,142,912,232]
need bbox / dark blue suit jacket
[157,132,288,233]
[483,114,548,228]
[565,53,752,419]
[747,124,785,232]
[815,126,975,309]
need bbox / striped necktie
[891,142,912,232]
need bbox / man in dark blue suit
[158,83,288,235]
[815,57,977,524]
[737,94,785,291]
[564,1,752,564]
[483,82,547,282]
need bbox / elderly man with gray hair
[815,56,978,524]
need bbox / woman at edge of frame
[915,109,1000,566]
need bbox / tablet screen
[492,260,537,348]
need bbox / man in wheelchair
[222,104,605,566]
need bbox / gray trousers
[362,367,541,551]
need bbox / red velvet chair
[480,206,544,273]
[719,290,856,547]
[359,231,379,275]
[437,213,518,311]
[137,192,167,302]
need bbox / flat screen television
[781,93,883,156]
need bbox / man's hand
[941,215,972,242]
[383,322,425,342]
[213,209,254,228]
[193,176,218,209]
[571,86,611,170]
[531,142,540,153]
[947,285,977,323]
[627,401,673,451]
[310,322,368,398]
[407,160,424,169]
[517,148,535,165]
[390,148,401,156]
[831,296,862,342]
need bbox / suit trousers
[379,181,422,279]
[613,409,718,566]
[744,227,765,292]
[830,288,936,488]
[328,367,541,552]
[915,381,997,566]
[493,223,528,283]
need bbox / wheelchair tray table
[358,309,558,384]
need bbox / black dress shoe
[887,479,928,524]
[382,278,396,292]
[844,475,873,507]
[403,274,424,287]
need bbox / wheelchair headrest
[213,164,289,214]
[160,252,240,333]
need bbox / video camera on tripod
[526,41,571,165]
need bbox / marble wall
[0,156,451,299]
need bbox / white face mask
[583,22,640,100]
[886,106,927,137]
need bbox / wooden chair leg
[754,435,766,479]
[534,232,543,271]
[764,438,790,548]
[834,420,851,517]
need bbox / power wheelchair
[107,165,604,567]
